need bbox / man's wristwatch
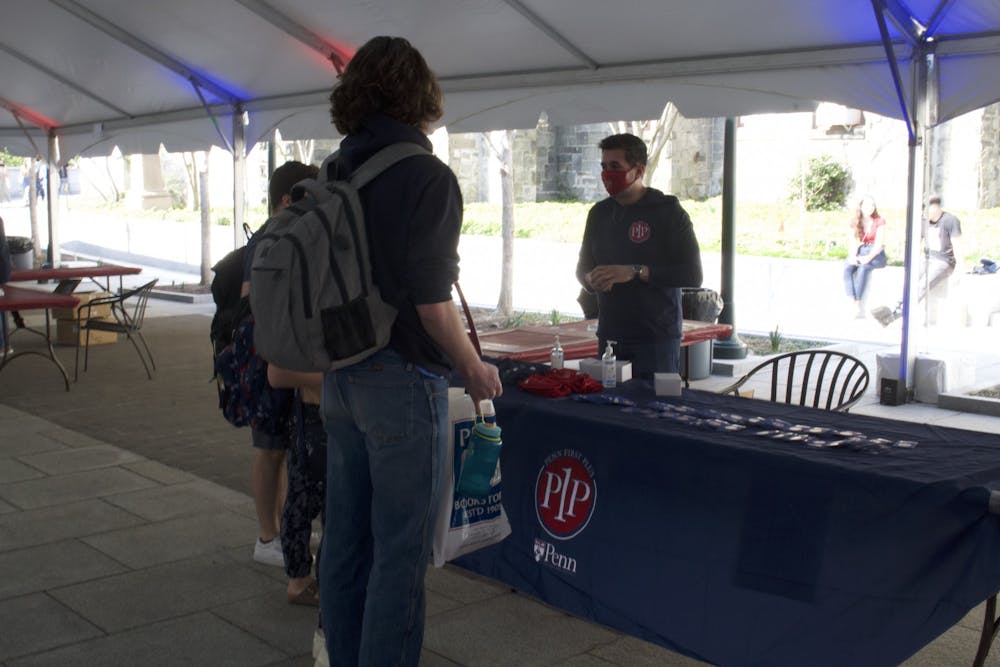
[631,264,643,280]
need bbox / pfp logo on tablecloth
[535,449,596,540]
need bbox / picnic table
[0,285,79,391]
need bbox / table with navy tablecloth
[454,381,1000,667]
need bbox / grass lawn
[463,199,1000,269]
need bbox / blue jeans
[319,349,448,667]
[843,262,877,300]
[599,336,681,379]
[843,244,886,300]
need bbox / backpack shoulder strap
[349,143,431,190]
[319,151,340,183]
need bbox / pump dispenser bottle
[550,335,564,369]
[601,340,617,389]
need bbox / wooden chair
[720,349,870,412]
[75,279,158,380]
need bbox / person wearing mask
[576,133,703,378]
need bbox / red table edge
[9,265,143,282]
[478,321,733,364]
[0,285,80,311]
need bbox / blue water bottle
[456,399,503,498]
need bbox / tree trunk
[497,130,515,316]
[199,169,211,285]
[294,140,314,164]
[104,156,120,202]
[27,159,41,264]
[644,103,679,187]
[184,152,200,211]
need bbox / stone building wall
[665,116,725,200]
[448,132,488,203]
[537,119,607,202]
[511,130,538,202]
[981,103,1000,209]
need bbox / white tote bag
[432,388,512,567]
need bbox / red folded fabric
[516,368,603,397]
[570,373,603,394]
[517,373,572,398]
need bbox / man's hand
[460,359,503,409]
[586,264,637,292]
[415,300,503,410]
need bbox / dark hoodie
[332,114,462,375]
[0,216,11,284]
[576,188,703,342]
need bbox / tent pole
[898,45,933,392]
[713,116,747,360]
[233,103,247,249]
[267,129,277,212]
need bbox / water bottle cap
[479,399,496,417]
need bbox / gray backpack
[249,143,429,372]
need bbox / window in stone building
[813,102,866,138]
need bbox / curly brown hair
[329,36,443,135]
[852,195,880,241]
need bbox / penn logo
[535,449,596,540]
[629,221,650,243]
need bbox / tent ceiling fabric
[1,0,999,158]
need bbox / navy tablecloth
[454,381,1000,666]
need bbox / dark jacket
[0,217,11,284]
[576,188,703,342]
[333,114,463,375]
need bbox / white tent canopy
[2,0,1000,157]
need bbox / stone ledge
[712,341,851,378]
[149,289,213,304]
[938,391,1000,417]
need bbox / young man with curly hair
[318,36,502,666]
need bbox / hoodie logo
[629,221,650,243]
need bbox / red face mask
[601,168,633,196]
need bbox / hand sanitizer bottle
[601,340,617,389]
[550,335,564,369]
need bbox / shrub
[6,236,33,254]
[790,155,852,211]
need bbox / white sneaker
[252,538,285,567]
[313,629,329,667]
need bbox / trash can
[7,236,33,271]
[680,288,723,380]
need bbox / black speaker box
[879,378,907,406]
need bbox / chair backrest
[724,349,870,412]
[116,279,158,330]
